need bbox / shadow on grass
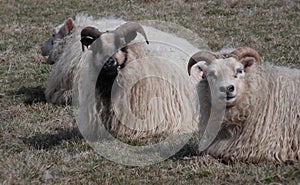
[22,127,83,150]
[22,127,200,160]
[9,85,47,105]
[171,142,199,159]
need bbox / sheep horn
[187,51,217,76]
[80,26,102,51]
[229,47,262,65]
[114,22,149,45]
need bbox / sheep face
[41,18,74,64]
[89,32,122,67]
[199,57,250,107]
[188,47,262,108]
[86,32,130,81]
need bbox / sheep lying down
[41,14,201,139]
[188,47,300,163]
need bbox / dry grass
[0,0,300,184]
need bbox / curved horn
[80,26,102,51]
[229,47,262,65]
[187,51,217,76]
[114,22,149,45]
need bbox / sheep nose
[105,57,117,67]
[219,85,235,93]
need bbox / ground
[0,0,300,184]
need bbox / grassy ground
[1,0,300,184]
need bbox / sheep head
[188,47,262,107]
[41,18,74,63]
[80,22,148,72]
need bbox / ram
[188,47,300,163]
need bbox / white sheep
[188,47,300,163]
[43,14,203,138]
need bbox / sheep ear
[58,18,74,37]
[81,37,96,51]
[196,63,208,79]
[242,58,254,70]
[89,38,102,53]
[65,18,74,32]
[80,26,102,51]
[198,67,207,79]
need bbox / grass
[1,0,300,184]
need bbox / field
[1,0,300,184]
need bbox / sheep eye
[208,71,216,79]
[234,68,244,78]
[237,68,243,74]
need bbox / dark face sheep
[76,22,153,139]
[80,23,148,104]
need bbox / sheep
[43,14,202,139]
[188,47,300,163]
[75,24,201,140]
